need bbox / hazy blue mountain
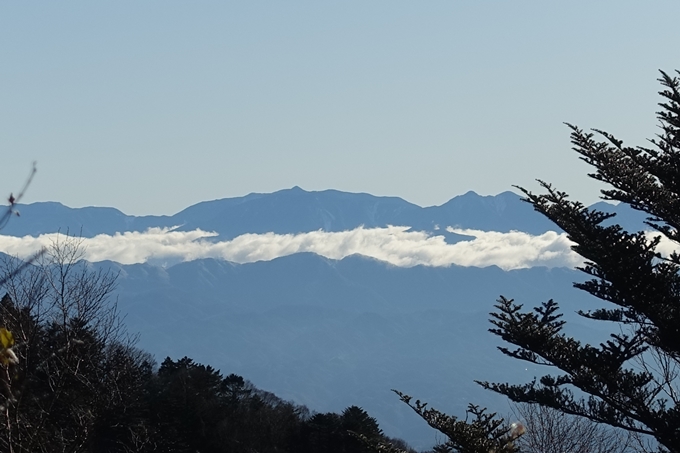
[4,188,562,238]
[172,186,423,237]
[94,253,613,449]
[589,200,651,231]
[3,201,173,237]
[5,188,652,241]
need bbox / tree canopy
[380,71,680,453]
[0,237,414,452]
[480,70,680,452]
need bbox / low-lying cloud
[0,226,583,270]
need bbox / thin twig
[0,162,37,230]
[0,162,44,289]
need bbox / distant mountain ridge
[2,187,649,239]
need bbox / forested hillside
[0,240,415,453]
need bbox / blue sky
[2,1,678,215]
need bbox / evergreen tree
[341,405,383,441]
[476,70,680,452]
[379,70,680,453]
[301,406,385,453]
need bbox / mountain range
[6,187,649,239]
[0,187,651,449]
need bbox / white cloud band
[0,226,582,270]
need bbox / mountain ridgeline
[0,188,652,450]
[3,187,637,238]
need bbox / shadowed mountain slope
[95,253,610,449]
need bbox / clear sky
[2,1,678,215]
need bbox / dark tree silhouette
[478,70,680,452]
[378,71,680,453]
[0,237,152,453]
